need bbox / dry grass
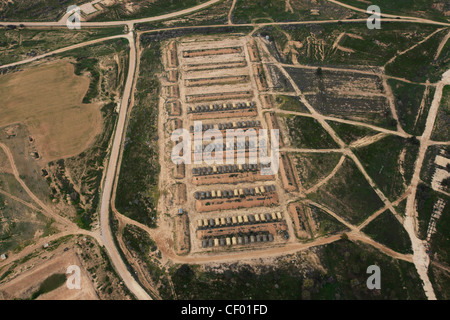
[0,61,102,161]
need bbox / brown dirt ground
[0,60,103,162]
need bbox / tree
[316,67,323,77]
[340,233,349,240]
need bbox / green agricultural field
[276,95,310,113]
[115,42,162,228]
[261,23,439,67]
[0,27,125,65]
[308,158,385,224]
[354,135,419,201]
[388,79,433,136]
[0,0,86,21]
[338,0,450,22]
[327,121,379,145]
[309,204,349,237]
[136,0,232,30]
[293,152,343,190]
[170,239,426,299]
[233,0,363,24]
[386,28,450,83]
[362,210,412,254]
[282,114,339,149]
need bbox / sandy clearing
[0,249,98,300]
[0,61,103,162]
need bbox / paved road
[97,30,152,300]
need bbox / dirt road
[0,142,75,229]
[403,69,450,300]
[0,34,128,70]
[0,0,223,27]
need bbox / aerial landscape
[0,0,449,302]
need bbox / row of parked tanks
[192,140,263,153]
[194,185,276,200]
[190,120,261,132]
[192,163,270,176]
[202,232,274,248]
[187,101,256,114]
[197,211,283,229]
